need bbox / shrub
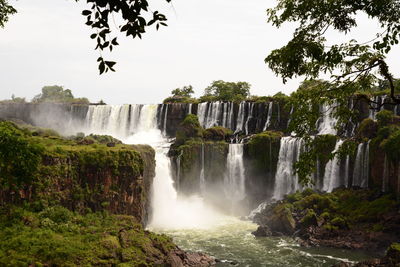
[381,129,400,161]
[175,114,203,144]
[203,126,232,141]
[0,122,43,190]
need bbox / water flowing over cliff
[83,104,225,230]
[273,137,303,200]
[1,99,399,211]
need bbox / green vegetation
[163,85,197,103]
[203,126,232,141]
[0,122,43,191]
[0,205,176,267]
[200,80,251,102]
[265,0,400,183]
[32,85,89,104]
[246,131,282,173]
[0,120,177,266]
[283,189,398,231]
[0,122,152,216]
[175,114,203,145]
[376,110,396,128]
[356,118,378,140]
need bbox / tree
[0,0,16,28]
[0,122,43,191]
[1,0,171,74]
[171,85,194,98]
[32,85,89,104]
[203,80,251,102]
[266,0,400,184]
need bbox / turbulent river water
[152,217,371,267]
[83,104,372,267]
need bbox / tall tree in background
[32,85,89,104]
[266,0,400,184]
[171,85,194,98]
[203,80,251,102]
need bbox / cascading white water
[224,144,246,203]
[163,104,168,136]
[352,141,370,188]
[85,104,132,139]
[263,102,273,131]
[273,137,303,200]
[187,103,192,114]
[244,102,255,135]
[199,143,206,194]
[196,102,236,130]
[317,103,338,135]
[176,151,182,191]
[322,140,344,192]
[344,155,350,188]
[84,104,224,230]
[235,102,246,133]
[197,102,208,128]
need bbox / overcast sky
[1,0,400,104]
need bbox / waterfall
[187,103,192,114]
[263,102,273,131]
[176,151,183,191]
[317,103,338,135]
[273,137,303,200]
[228,102,235,130]
[344,155,350,188]
[84,104,223,229]
[322,140,344,192]
[244,102,255,135]
[200,143,206,194]
[235,102,246,133]
[163,104,169,136]
[287,105,293,129]
[197,102,208,128]
[352,141,370,188]
[224,144,246,202]
[85,104,132,139]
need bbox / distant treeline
[1,85,92,105]
[163,79,400,104]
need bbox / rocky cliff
[0,122,155,225]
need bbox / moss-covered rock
[253,189,400,250]
[203,126,232,141]
[175,114,203,145]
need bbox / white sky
[1,0,399,104]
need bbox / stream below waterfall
[154,217,372,267]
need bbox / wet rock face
[253,202,296,236]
